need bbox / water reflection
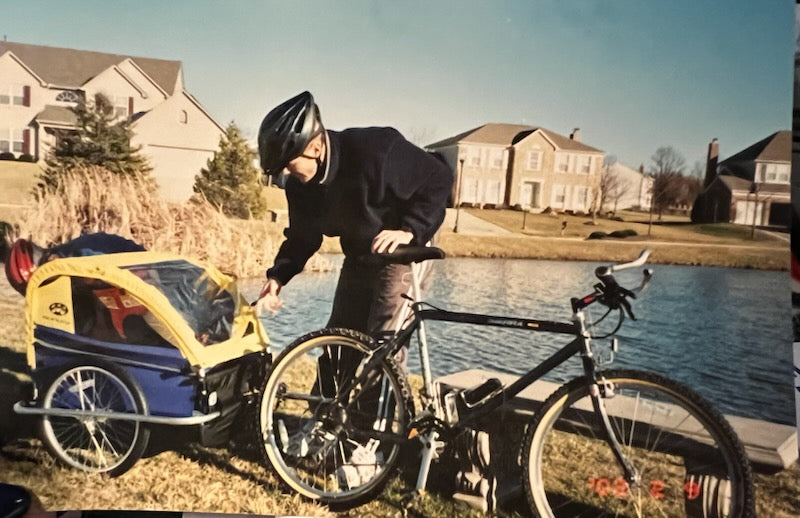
[243,256,793,424]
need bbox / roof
[720,130,791,166]
[537,128,602,153]
[35,105,77,126]
[717,174,753,191]
[427,123,534,148]
[0,41,181,93]
[426,123,602,152]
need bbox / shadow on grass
[0,345,36,445]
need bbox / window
[552,184,566,207]
[489,148,504,169]
[759,162,790,183]
[111,95,129,119]
[578,155,592,174]
[467,146,481,167]
[0,128,27,154]
[55,91,82,103]
[555,153,569,172]
[527,150,542,171]
[576,187,588,210]
[0,85,26,106]
[11,129,23,153]
[179,110,188,124]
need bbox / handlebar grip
[610,248,651,273]
[595,249,652,279]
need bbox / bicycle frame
[344,291,638,491]
[332,252,649,492]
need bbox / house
[603,162,652,212]
[427,124,604,213]
[0,41,224,201]
[691,132,791,227]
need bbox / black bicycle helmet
[258,91,323,179]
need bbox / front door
[520,182,541,209]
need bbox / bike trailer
[13,251,271,475]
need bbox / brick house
[0,41,224,201]
[427,124,604,213]
[692,132,791,227]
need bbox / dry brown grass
[8,166,331,278]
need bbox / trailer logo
[49,303,69,316]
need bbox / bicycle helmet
[4,239,44,295]
[258,91,324,179]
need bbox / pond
[242,255,794,425]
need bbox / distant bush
[17,154,35,163]
[609,229,638,238]
[0,152,16,161]
[587,231,608,240]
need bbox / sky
[2,1,795,171]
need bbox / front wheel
[254,328,413,510]
[522,369,754,518]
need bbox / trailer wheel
[40,360,150,476]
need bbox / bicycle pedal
[461,378,503,408]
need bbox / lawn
[0,162,41,225]
[466,208,786,246]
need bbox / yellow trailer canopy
[26,251,269,369]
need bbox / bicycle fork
[589,378,640,485]
[577,310,640,486]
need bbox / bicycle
[253,247,755,517]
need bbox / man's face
[284,134,324,183]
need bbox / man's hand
[371,229,413,253]
[255,278,284,316]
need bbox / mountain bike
[254,247,755,517]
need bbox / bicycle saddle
[358,245,446,266]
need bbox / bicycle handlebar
[575,249,654,320]
[595,248,652,278]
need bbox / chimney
[704,138,718,188]
[569,128,581,142]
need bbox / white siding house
[0,41,224,201]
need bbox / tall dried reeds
[13,166,327,278]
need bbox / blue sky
[3,1,794,171]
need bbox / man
[255,93,498,507]
[255,91,452,343]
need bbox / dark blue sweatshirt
[267,127,452,285]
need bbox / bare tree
[405,126,438,147]
[598,156,631,216]
[676,175,703,207]
[690,160,705,179]
[649,146,686,218]
[598,156,618,213]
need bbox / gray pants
[327,257,416,368]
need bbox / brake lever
[620,297,636,321]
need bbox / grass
[0,161,41,200]
[466,208,785,246]
[433,208,788,271]
[0,162,41,225]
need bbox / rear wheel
[40,361,150,476]
[522,369,754,517]
[255,328,413,510]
